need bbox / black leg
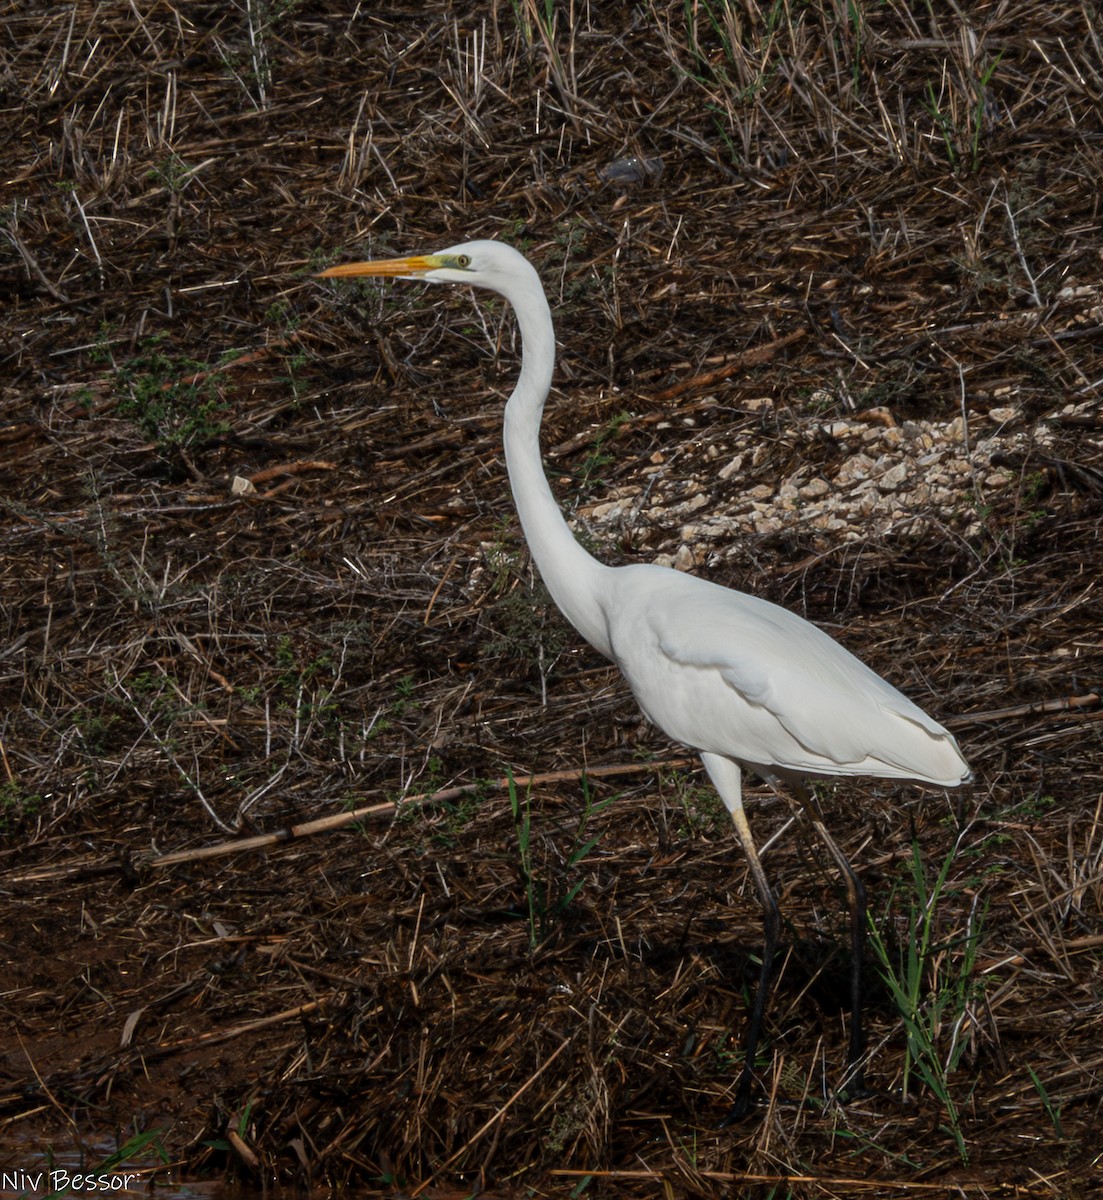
[700,753,781,1122]
[724,862,780,1122]
[794,783,868,1099]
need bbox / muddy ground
[2,2,1103,1196]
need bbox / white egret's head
[318,239,535,300]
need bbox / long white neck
[501,280,613,659]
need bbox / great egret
[319,239,972,1118]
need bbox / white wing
[602,564,969,786]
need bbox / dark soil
[3,2,1103,1196]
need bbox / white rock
[753,514,784,536]
[674,544,698,571]
[836,453,876,484]
[944,417,966,442]
[877,462,910,491]
[682,522,720,542]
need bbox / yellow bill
[318,254,446,279]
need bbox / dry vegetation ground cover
[2,1,1103,1196]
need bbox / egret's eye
[456,254,471,268]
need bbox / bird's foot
[718,1071,871,1127]
[715,1077,756,1127]
[836,1069,871,1106]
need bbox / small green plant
[924,81,959,168]
[509,769,539,945]
[146,152,192,193]
[510,0,554,45]
[969,53,1004,167]
[42,1128,170,1200]
[924,51,1004,172]
[264,300,309,399]
[393,673,416,706]
[433,772,483,839]
[482,537,568,699]
[267,635,346,754]
[74,711,118,759]
[1019,470,1048,507]
[100,1128,170,1170]
[508,770,613,947]
[215,0,302,109]
[203,1098,256,1154]
[571,412,630,496]
[358,675,421,755]
[509,0,577,118]
[1027,1064,1065,1139]
[0,781,44,834]
[681,0,785,104]
[112,334,230,457]
[664,768,726,839]
[868,838,987,1163]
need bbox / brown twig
[646,329,808,403]
[142,758,694,870]
[956,693,1101,724]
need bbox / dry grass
[2,1,1103,1196]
